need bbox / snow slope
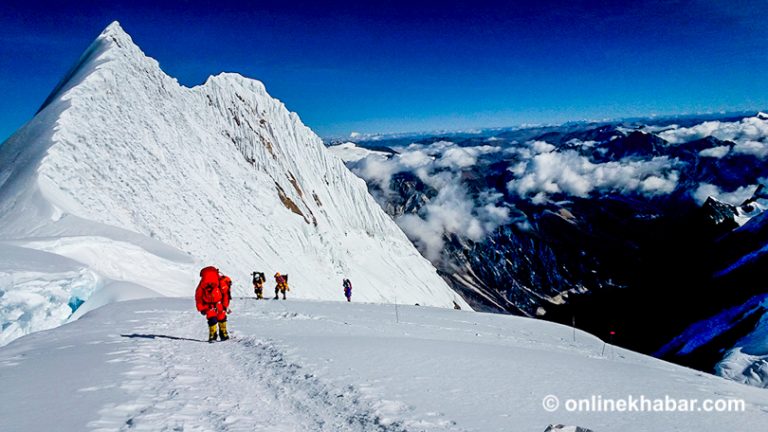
[716,300,768,388]
[1,298,767,432]
[0,22,466,346]
[328,142,393,163]
[658,293,768,389]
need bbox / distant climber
[194,266,229,342]
[343,278,352,302]
[252,271,265,299]
[274,272,289,300]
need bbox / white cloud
[699,145,730,158]
[349,142,510,263]
[396,182,502,261]
[354,155,401,187]
[658,115,768,148]
[508,161,527,177]
[693,183,720,205]
[530,140,556,154]
[396,214,446,262]
[423,141,451,152]
[474,145,503,154]
[435,145,501,169]
[641,174,678,194]
[565,138,597,148]
[733,140,768,158]
[659,121,723,144]
[479,203,511,232]
[437,147,478,169]
[398,150,434,169]
[693,183,758,206]
[640,124,677,134]
[403,140,454,154]
[507,150,678,200]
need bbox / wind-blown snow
[0,22,466,346]
[1,298,766,432]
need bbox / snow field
[2,298,767,431]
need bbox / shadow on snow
[120,333,206,343]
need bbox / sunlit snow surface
[1,298,767,432]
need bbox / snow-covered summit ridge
[0,22,467,346]
[38,21,148,113]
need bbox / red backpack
[197,266,222,304]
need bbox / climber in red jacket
[195,266,230,342]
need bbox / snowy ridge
[0,22,466,345]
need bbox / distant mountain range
[330,112,768,387]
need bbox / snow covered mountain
[0,22,466,346]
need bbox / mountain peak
[37,21,159,113]
[97,21,134,47]
[102,20,125,33]
[94,21,148,62]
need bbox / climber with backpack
[274,272,289,300]
[194,266,230,342]
[343,278,352,302]
[252,271,265,299]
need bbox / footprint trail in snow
[88,309,417,432]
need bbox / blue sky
[1,0,767,141]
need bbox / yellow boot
[208,323,218,343]
[218,321,229,341]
